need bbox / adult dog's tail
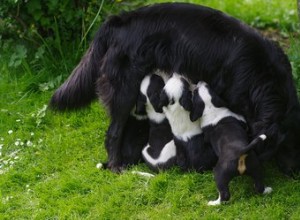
[49,25,109,110]
[242,134,267,154]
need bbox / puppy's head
[190,81,227,122]
[190,82,208,122]
[137,73,167,113]
[159,73,192,111]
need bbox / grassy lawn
[1,0,300,219]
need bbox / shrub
[0,0,143,77]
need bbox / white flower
[0,144,3,149]
[16,119,21,122]
[15,141,20,146]
[30,132,34,136]
[8,130,13,135]
[26,141,33,147]
[96,163,103,169]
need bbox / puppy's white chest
[163,103,202,141]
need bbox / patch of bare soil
[259,28,298,51]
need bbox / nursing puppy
[159,73,217,172]
[50,3,300,174]
[190,82,272,205]
[136,72,177,171]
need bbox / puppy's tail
[242,134,267,154]
[49,24,110,111]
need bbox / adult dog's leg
[105,119,127,172]
[246,155,272,195]
[104,79,141,172]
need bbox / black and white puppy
[190,81,272,205]
[159,73,217,172]
[136,72,177,171]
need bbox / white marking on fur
[142,140,176,166]
[196,82,245,128]
[163,73,185,102]
[263,187,272,194]
[259,134,267,141]
[96,163,103,169]
[163,74,202,141]
[140,75,151,96]
[130,107,148,120]
[140,74,166,123]
[153,70,170,83]
[131,171,155,178]
[208,193,221,206]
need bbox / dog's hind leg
[246,154,273,195]
[208,164,232,206]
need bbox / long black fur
[50,3,300,174]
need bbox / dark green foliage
[0,0,142,43]
[0,0,143,79]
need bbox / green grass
[1,0,300,219]
[145,0,298,31]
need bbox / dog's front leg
[105,118,127,172]
[104,79,141,172]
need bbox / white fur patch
[142,140,176,166]
[163,74,202,141]
[196,82,245,128]
[208,193,221,206]
[131,171,155,178]
[163,73,184,102]
[263,186,272,194]
[96,163,103,169]
[130,107,148,120]
[163,103,202,141]
[259,134,267,141]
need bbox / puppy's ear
[135,93,147,115]
[149,92,162,113]
[179,90,192,112]
[208,85,226,108]
[190,90,205,122]
[158,90,169,111]
[147,74,165,113]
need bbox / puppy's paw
[263,186,273,194]
[131,171,155,178]
[208,195,221,206]
[96,163,104,169]
[208,199,221,206]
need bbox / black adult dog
[50,3,300,175]
[190,81,271,205]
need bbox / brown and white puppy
[159,73,217,172]
[190,81,272,205]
